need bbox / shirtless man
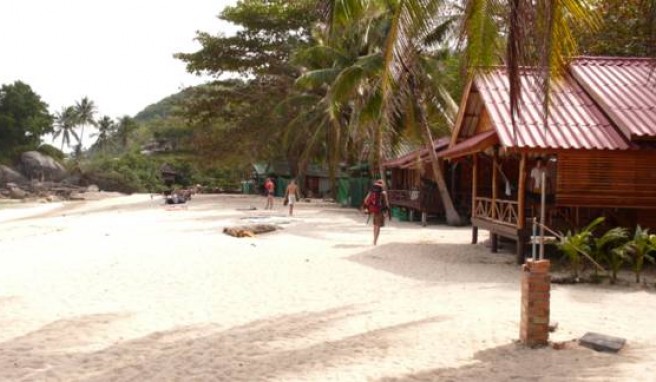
[264,178,275,210]
[285,179,299,216]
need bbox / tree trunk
[79,125,85,150]
[373,121,385,181]
[414,90,462,226]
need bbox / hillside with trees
[1,0,653,201]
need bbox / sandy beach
[0,194,654,381]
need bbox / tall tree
[92,115,116,154]
[52,106,79,151]
[115,116,137,149]
[576,0,655,57]
[295,0,391,189]
[74,96,97,151]
[175,0,320,177]
[315,0,463,223]
[0,81,53,157]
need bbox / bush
[82,152,163,193]
[37,144,65,162]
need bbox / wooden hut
[441,57,656,263]
[384,138,470,224]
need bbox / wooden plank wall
[557,150,656,208]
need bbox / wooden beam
[449,78,475,147]
[518,153,527,229]
[492,147,499,220]
[472,153,478,218]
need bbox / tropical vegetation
[555,218,656,285]
[1,0,654,208]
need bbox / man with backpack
[362,179,390,245]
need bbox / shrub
[622,226,656,283]
[556,217,604,278]
[37,144,65,162]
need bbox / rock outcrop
[0,165,28,185]
[19,151,67,181]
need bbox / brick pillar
[520,259,551,347]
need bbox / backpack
[365,186,384,213]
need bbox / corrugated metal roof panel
[383,137,449,168]
[570,57,656,139]
[474,68,630,150]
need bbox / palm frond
[296,68,343,88]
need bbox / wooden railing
[473,197,519,227]
[388,188,444,214]
[388,189,422,210]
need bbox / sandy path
[0,194,654,381]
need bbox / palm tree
[92,115,116,154]
[74,96,97,150]
[294,0,390,194]
[52,106,79,151]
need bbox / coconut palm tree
[52,106,79,151]
[92,115,116,154]
[321,0,464,224]
[74,96,97,150]
[294,0,390,193]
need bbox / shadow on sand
[377,340,639,382]
[347,242,519,285]
[0,307,449,381]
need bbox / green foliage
[133,90,190,124]
[53,106,79,151]
[82,152,164,194]
[590,227,629,283]
[556,216,605,278]
[0,81,53,161]
[621,226,656,283]
[576,0,654,56]
[593,227,630,283]
[37,144,65,162]
[174,1,321,174]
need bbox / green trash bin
[242,181,251,194]
[391,206,409,221]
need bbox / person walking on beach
[264,177,275,210]
[362,179,390,245]
[285,179,299,216]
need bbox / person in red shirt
[264,177,275,210]
[361,179,390,245]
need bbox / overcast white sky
[0,0,238,120]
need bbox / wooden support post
[491,233,498,253]
[492,147,499,220]
[518,154,527,229]
[472,154,478,218]
[516,233,526,264]
[409,209,415,222]
[472,226,479,244]
[421,211,427,227]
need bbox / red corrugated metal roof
[439,130,498,159]
[570,57,656,140]
[383,137,449,168]
[475,68,630,150]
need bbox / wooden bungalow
[441,57,656,263]
[383,138,471,224]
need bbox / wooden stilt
[516,233,526,264]
[472,226,479,244]
[491,234,498,253]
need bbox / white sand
[0,194,654,381]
